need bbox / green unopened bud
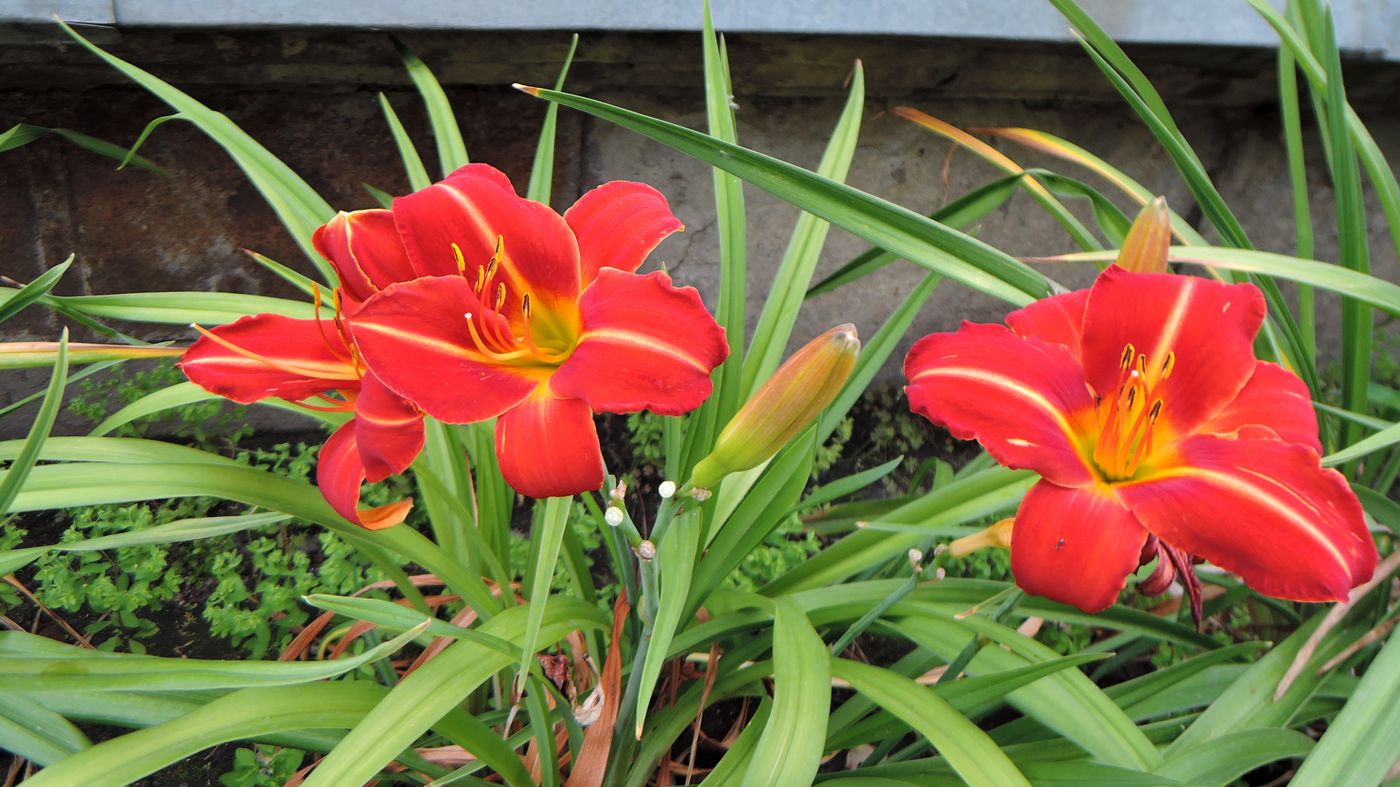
[691,324,860,488]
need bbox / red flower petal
[391,166,581,312]
[495,387,604,498]
[1080,266,1265,436]
[313,209,416,310]
[1005,288,1089,358]
[904,322,1097,487]
[1202,361,1321,453]
[353,371,426,482]
[444,162,518,195]
[180,313,357,404]
[549,269,728,415]
[564,181,685,285]
[349,276,544,423]
[318,419,414,530]
[1010,480,1149,612]
[1118,434,1376,602]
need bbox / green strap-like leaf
[743,62,864,395]
[0,330,67,514]
[0,256,72,324]
[50,290,313,325]
[0,123,166,173]
[832,658,1030,787]
[518,495,574,690]
[519,86,1052,306]
[301,600,604,787]
[0,692,91,767]
[57,20,336,281]
[393,36,468,176]
[0,624,424,691]
[526,34,579,204]
[1290,623,1400,786]
[1156,728,1314,785]
[378,92,431,191]
[635,507,702,736]
[742,599,830,786]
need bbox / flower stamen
[1092,342,1170,481]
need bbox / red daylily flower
[181,208,426,530]
[347,165,728,498]
[904,265,1376,614]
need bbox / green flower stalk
[691,323,860,488]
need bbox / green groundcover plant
[0,1,1398,785]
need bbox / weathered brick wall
[2,27,1397,434]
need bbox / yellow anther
[1119,343,1136,369]
[522,292,532,318]
[495,282,507,311]
[1160,351,1176,381]
[452,242,467,275]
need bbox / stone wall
[2,26,1397,433]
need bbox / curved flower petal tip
[313,209,416,309]
[349,275,545,423]
[443,162,518,195]
[1118,435,1376,602]
[391,168,581,306]
[1080,266,1266,435]
[1203,361,1321,453]
[564,181,684,284]
[903,322,1096,487]
[319,420,413,530]
[550,269,729,416]
[1005,289,1089,358]
[495,388,604,498]
[1115,197,1171,274]
[353,371,426,482]
[1010,481,1148,612]
[180,314,357,404]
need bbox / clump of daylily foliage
[0,1,1397,786]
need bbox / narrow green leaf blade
[832,658,1030,787]
[519,86,1052,305]
[1290,626,1400,787]
[0,256,73,324]
[377,92,431,191]
[0,330,68,514]
[742,599,830,786]
[526,34,579,204]
[635,507,702,737]
[393,36,468,175]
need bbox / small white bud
[637,540,657,560]
[658,480,677,499]
[604,507,624,527]
[688,486,712,502]
[609,482,627,501]
[907,548,923,571]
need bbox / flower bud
[691,324,860,488]
[948,518,1014,559]
[1115,196,1171,274]
[604,506,625,527]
